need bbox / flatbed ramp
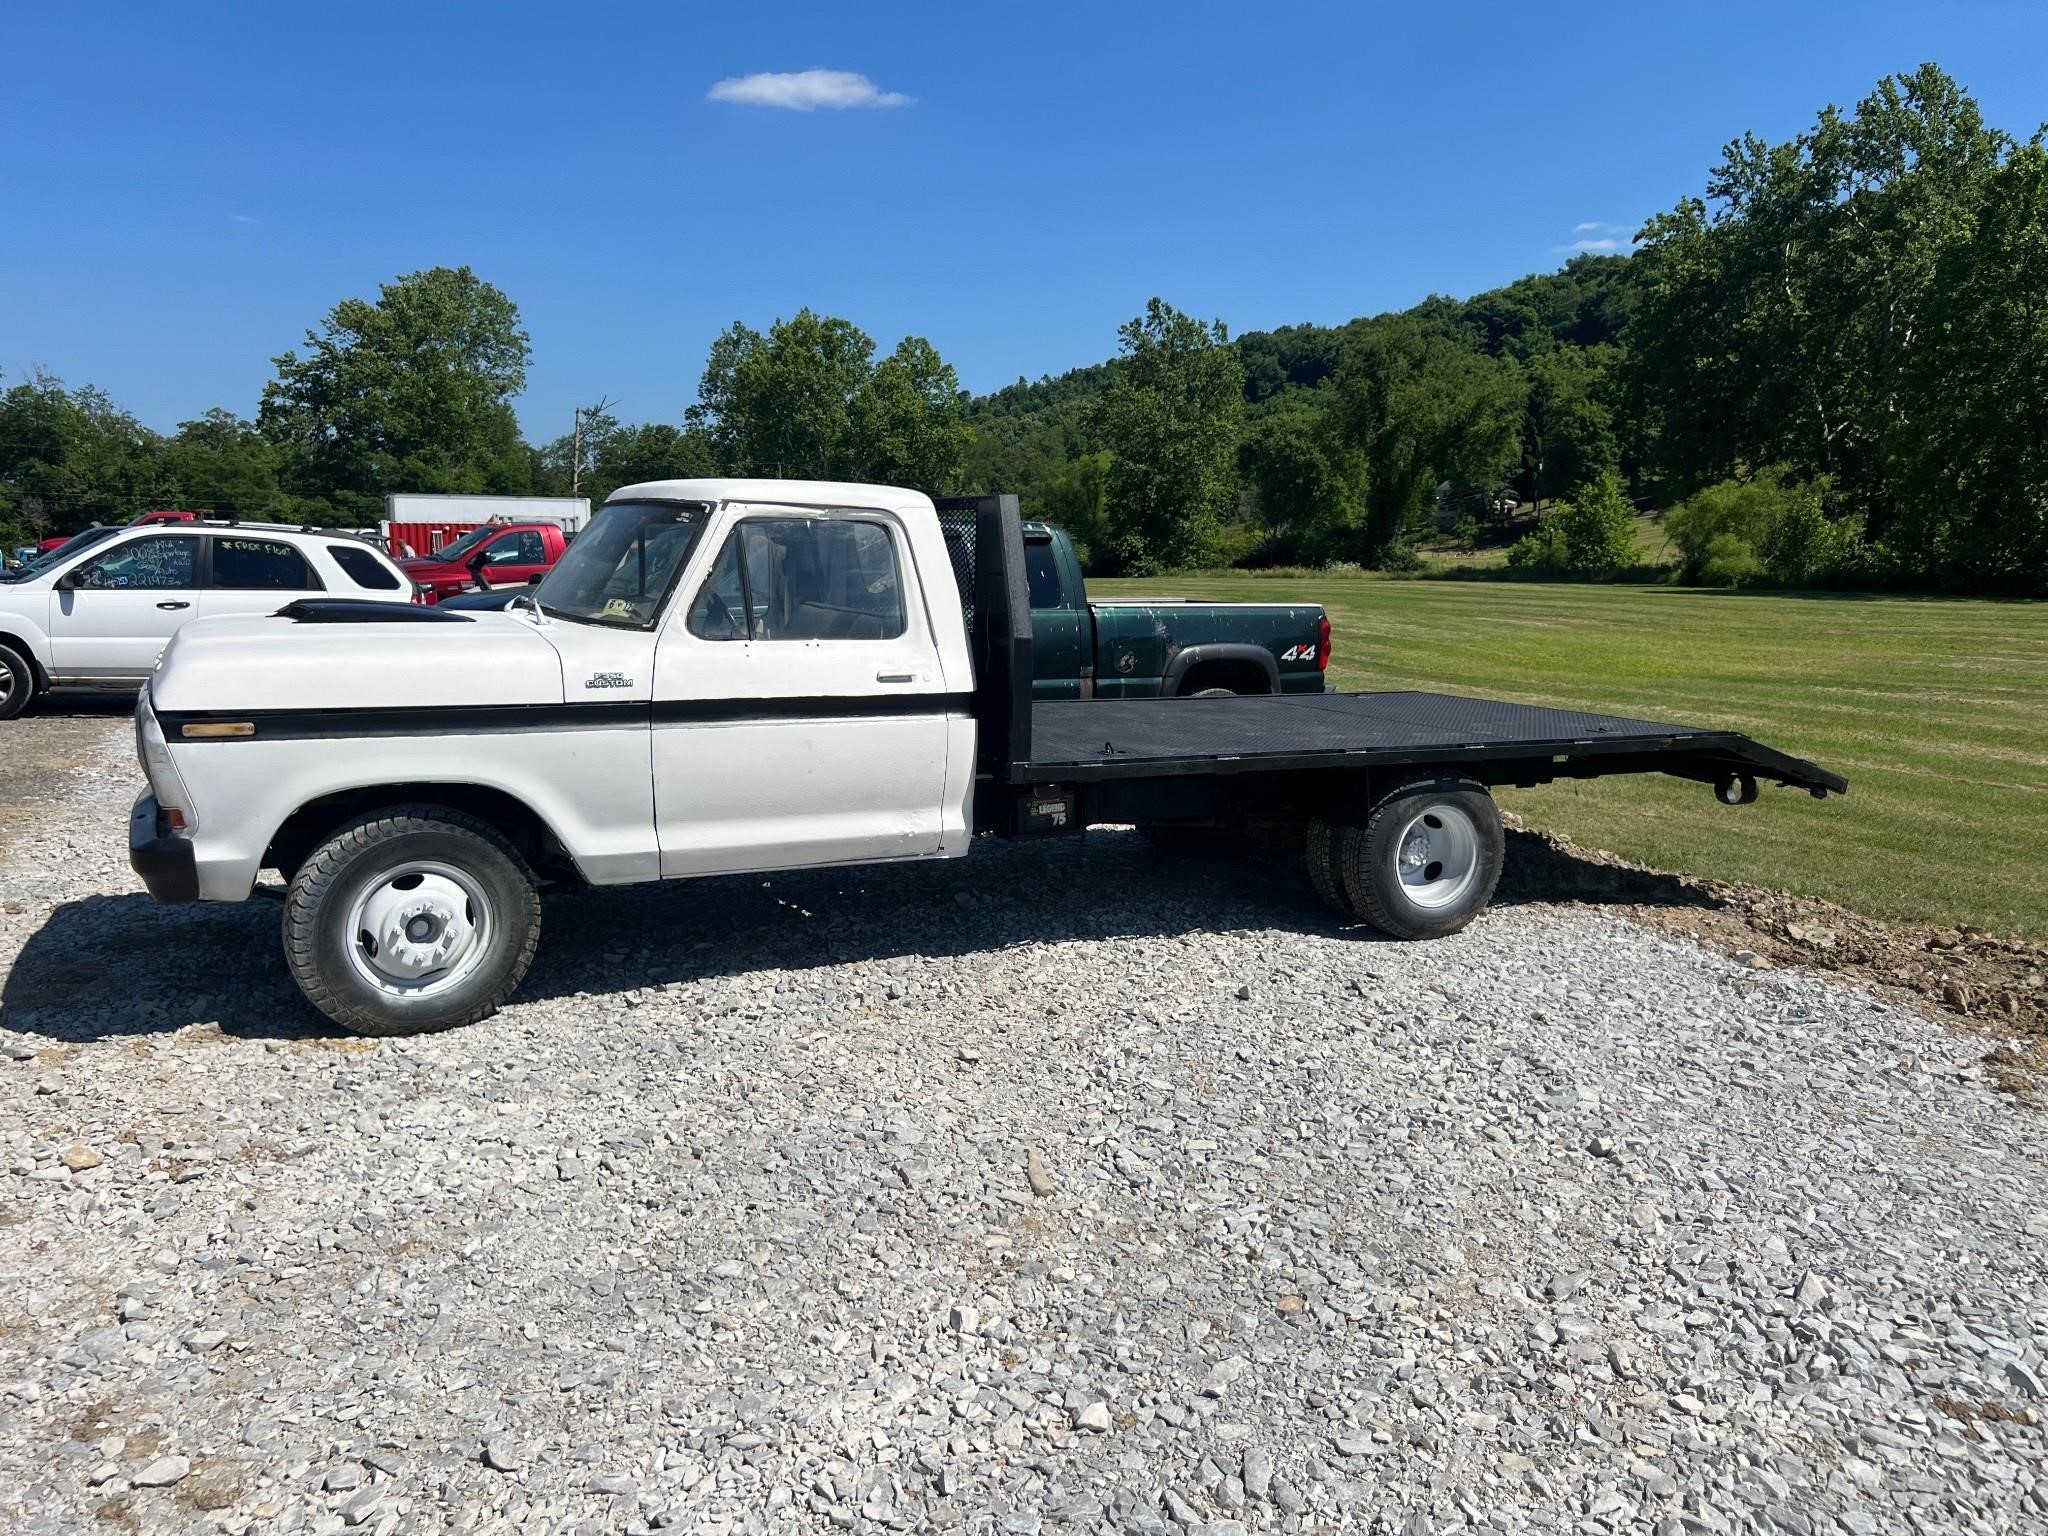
[1026,690,1846,794]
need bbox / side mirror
[467,551,489,574]
[55,570,81,592]
[527,573,544,585]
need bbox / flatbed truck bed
[1023,689,1844,792]
[951,494,1845,829]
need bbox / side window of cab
[1023,535,1065,610]
[688,517,906,641]
[487,530,545,565]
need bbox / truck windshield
[534,501,708,627]
[432,527,497,563]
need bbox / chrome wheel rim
[1390,802,1482,912]
[344,860,494,999]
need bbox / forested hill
[963,252,1637,568]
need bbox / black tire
[1187,686,1238,698]
[0,641,36,721]
[1336,774,1504,940]
[283,806,541,1036]
[1304,819,1351,913]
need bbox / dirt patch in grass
[1495,815,2048,1098]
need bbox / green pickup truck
[1018,522,1329,699]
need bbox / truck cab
[1016,521,1328,700]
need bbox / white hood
[149,611,569,713]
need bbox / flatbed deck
[946,492,1845,807]
[1023,689,1847,794]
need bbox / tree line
[4,64,2043,596]
[0,272,975,549]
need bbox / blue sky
[5,1,2046,442]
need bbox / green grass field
[1090,573,2048,938]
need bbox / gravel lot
[2,710,2044,1536]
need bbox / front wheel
[0,641,37,721]
[1333,775,1504,939]
[283,807,541,1035]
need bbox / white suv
[0,523,413,719]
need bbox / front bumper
[129,793,199,904]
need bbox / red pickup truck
[396,522,571,602]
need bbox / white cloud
[1555,220,1636,255]
[229,213,258,224]
[707,69,911,111]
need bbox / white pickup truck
[130,478,1846,1036]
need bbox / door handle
[875,672,915,683]
[156,601,191,610]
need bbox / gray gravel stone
[129,1454,189,1487]
[1242,1447,1273,1501]
[338,1486,382,1526]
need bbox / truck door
[46,533,204,680]
[1024,528,1086,700]
[651,505,955,876]
[476,528,550,587]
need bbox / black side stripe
[653,693,972,725]
[156,693,973,742]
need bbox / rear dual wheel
[1308,774,1503,939]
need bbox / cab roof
[605,478,937,517]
